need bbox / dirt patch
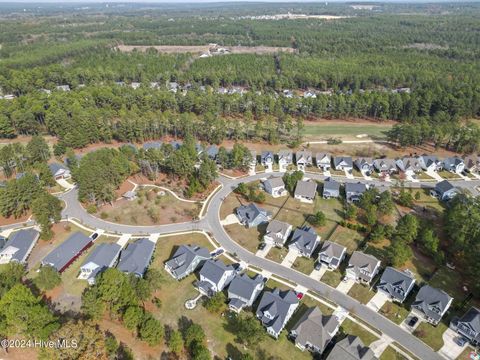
[115,179,136,199]
[0,211,31,226]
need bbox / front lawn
[456,346,478,360]
[340,318,379,346]
[413,322,448,351]
[380,346,409,360]
[438,170,462,179]
[348,283,375,304]
[379,302,409,325]
[291,256,315,275]
[265,246,288,263]
[224,223,264,253]
[321,270,343,288]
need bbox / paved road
[50,172,480,360]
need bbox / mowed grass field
[302,121,394,141]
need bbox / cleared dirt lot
[116,44,296,54]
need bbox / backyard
[96,187,201,225]
[328,225,366,255]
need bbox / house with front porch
[296,151,313,172]
[411,285,453,325]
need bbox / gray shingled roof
[256,289,299,335]
[296,150,313,164]
[289,227,319,257]
[348,251,381,282]
[316,153,331,164]
[228,273,264,302]
[419,155,439,168]
[265,220,292,241]
[294,180,317,198]
[278,150,293,163]
[354,158,373,169]
[117,238,156,277]
[143,142,163,150]
[236,203,270,227]
[373,158,397,172]
[49,162,68,176]
[261,151,274,162]
[464,155,480,170]
[42,232,92,272]
[399,157,422,172]
[412,285,452,323]
[1,229,39,263]
[206,145,219,158]
[345,182,367,194]
[333,156,353,168]
[291,306,339,353]
[377,267,415,302]
[81,243,122,280]
[323,178,340,193]
[199,259,234,285]
[435,180,455,194]
[320,241,346,259]
[327,335,377,360]
[165,245,210,279]
[456,307,480,341]
[443,157,464,170]
[265,177,285,189]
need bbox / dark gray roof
[228,273,264,301]
[464,155,480,170]
[42,232,92,271]
[333,156,353,168]
[435,180,455,194]
[49,162,68,175]
[323,178,340,193]
[290,227,319,256]
[348,251,380,282]
[261,151,274,162]
[291,306,339,353]
[199,259,234,285]
[377,267,415,301]
[354,158,373,168]
[117,238,156,277]
[443,157,464,169]
[143,142,163,150]
[256,289,299,335]
[206,145,219,158]
[345,182,367,194]
[1,229,39,263]
[236,203,270,226]
[399,157,422,172]
[278,150,293,162]
[165,245,210,278]
[81,243,122,279]
[296,150,313,163]
[457,307,480,336]
[327,335,377,360]
[373,158,397,171]
[294,180,317,198]
[412,285,452,322]
[265,176,284,189]
[320,241,346,259]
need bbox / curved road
[58,172,480,360]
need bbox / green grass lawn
[328,226,365,254]
[340,318,379,346]
[225,223,263,253]
[380,346,409,360]
[437,170,462,179]
[303,122,392,140]
[379,302,409,325]
[348,283,375,304]
[413,322,448,351]
[291,256,315,275]
[321,270,343,288]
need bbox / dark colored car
[258,242,267,250]
[91,232,99,240]
[408,316,419,327]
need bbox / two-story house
[377,267,416,303]
[345,182,367,203]
[322,178,340,199]
[431,180,459,201]
[333,156,353,171]
[278,150,293,172]
[411,285,453,325]
[373,158,397,175]
[443,157,465,173]
[396,157,422,177]
[164,244,211,280]
[354,158,374,175]
[294,180,317,203]
[318,241,346,270]
[296,151,313,172]
[236,203,272,228]
[196,259,236,297]
[417,155,442,172]
[228,273,264,312]
[264,220,293,247]
[346,251,381,285]
[288,227,320,258]
[261,151,275,172]
[450,307,480,346]
[263,177,288,198]
[315,153,332,170]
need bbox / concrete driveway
[370,334,393,358]
[336,277,355,294]
[281,250,298,267]
[310,266,327,281]
[367,291,390,312]
[438,328,467,360]
[400,311,423,333]
[426,170,444,182]
[116,233,131,247]
[56,178,75,190]
[220,214,240,226]
[255,243,273,258]
[344,169,354,179]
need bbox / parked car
[258,242,267,250]
[455,336,468,347]
[91,232,99,240]
[408,316,419,327]
[314,262,322,270]
[296,292,304,300]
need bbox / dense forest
[0,3,479,152]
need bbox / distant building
[0,229,39,265]
[333,156,353,171]
[49,163,71,179]
[316,153,332,170]
[296,151,313,172]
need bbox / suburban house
[143,141,163,151]
[294,180,317,203]
[318,241,347,270]
[206,145,219,161]
[346,251,381,285]
[326,335,376,360]
[396,157,422,176]
[345,182,367,202]
[418,155,442,172]
[354,158,374,174]
[431,180,459,201]
[450,307,480,346]
[377,267,416,303]
[196,259,236,296]
[263,177,287,198]
[288,227,320,258]
[464,155,480,173]
[236,203,272,228]
[264,220,293,247]
[78,243,122,285]
[333,156,353,171]
[373,158,397,174]
[49,162,71,179]
[228,273,264,312]
[0,229,39,265]
[42,232,93,273]
[261,151,274,171]
[290,306,339,354]
[256,288,300,338]
[411,285,453,325]
[117,238,156,277]
[278,150,293,172]
[315,153,332,170]
[164,244,211,280]
[322,178,340,199]
[296,151,313,172]
[443,157,465,173]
